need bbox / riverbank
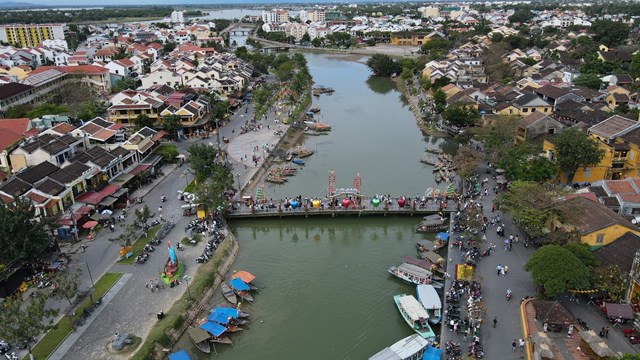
[393,77,449,137]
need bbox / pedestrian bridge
[226,201,458,219]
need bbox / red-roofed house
[0,118,31,174]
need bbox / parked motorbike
[506,289,512,301]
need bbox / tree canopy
[497,145,555,183]
[442,103,480,127]
[0,292,58,357]
[187,143,219,179]
[454,145,484,179]
[134,114,154,130]
[0,197,52,263]
[432,89,447,113]
[366,54,400,77]
[553,128,605,183]
[499,181,566,237]
[590,19,630,47]
[573,73,602,90]
[524,245,591,298]
[195,165,234,213]
[508,9,535,24]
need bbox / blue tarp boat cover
[168,349,191,360]
[216,307,239,319]
[436,232,449,240]
[200,321,226,337]
[422,346,442,360]
[208,309,231,324]
[230,278,250,291]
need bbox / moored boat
[231,271,258,289]
[221,283,237,305]
[188,327,212,354]
[433,232,449,250]
[419,249,444,266]
[416,285,442,324]
[291,158,305,165]
[393,294,436,340]
[388,263,433,286]
[199,321,232,345]
[369,334,431,360]
[309,106,320,113]
[230,278,254,302]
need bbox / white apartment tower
[170,10,184,23]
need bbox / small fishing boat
[388,263,433,286]
[309,106,320,113]
[420,249,444,265]
[238,311,251,318]
[221,283,237,305]
[307,123,331,131]
[425,147,443,155]
[291,146,314,158]
[291,158,305,165]
[226,325,243,333]
[420,153,439,165]
[417,285,442,325]
[266,174,287,184]
[188,327,212,354]
[416,240,434,252]
[433,232,449,250]
[230,278,254,302]
[393,294,436,340]
[415,215,447,233]
[199,321,232,345]
[231,271,259,291]
[435,173,442,183]
[369,334,431,360]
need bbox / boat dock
[226,202,458,219]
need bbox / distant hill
[0,2,39,8]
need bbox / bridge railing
[227,201,459,216]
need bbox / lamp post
[236,173,241,193]
[182,275,192,300]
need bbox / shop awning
[113,173,134,184]
[605,303,633,319]
[98,196,118,206]
[111,188,128,198]
[75,184,121,205]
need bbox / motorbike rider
[506,288,512,300]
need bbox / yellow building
[0,24,65,47]
[0,66,31,80]
[390,33,432,46]
[553,196,640,249]
[543,115,640,183]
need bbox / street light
[182,275,192,300]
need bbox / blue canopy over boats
[423,346,443,360]
[291,158,305,165]
[230,278,250,291]
[208,307,243,325]
[200,321,226,338]
[369,334,431,360]
[168,349,191,360]
[393,294,436,340]
[436,232,449,240]
[416,285,442,324]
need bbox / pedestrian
[110,223,115,232]
[605,327,609,339]
[519,338,525,351]
[493,316,498,328]
[503,265,509,275]
[496,264,502,276]
[500,267,505,276]
[156,283,159,292]
[512,339,517,352]
[145,281,149,289]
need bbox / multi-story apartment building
[0,24,65,47]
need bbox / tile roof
[0,83,33,100]
[49,123,76,134]
[15,161,58,185]
[589,115,637,139]
[563,196,636,235]
[595,232,640,272]
[49,162,90,184]
[519,112,548,127]
[34,179,64,196]
[534,84,569,100]
[588,185,608,198]
[604,179,636,194]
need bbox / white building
[301,10,325,23]
[42,39,68,51]
[171,10,185,24]
[419,7,440,19]
[262,9,289,24]
[285,23,308,41]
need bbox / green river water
[176,53,455,359]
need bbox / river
[175,52,455,359]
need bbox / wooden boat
[419,250,444,266]
[369,334,431,360]
[188,327,212,354]
[416,240,434,252]
[393,294,436,340]
[238,311,251,318]
[401,256,434,272]
[415,215,447,233]
[309,106,320,113]
[307,123,331,131]
[292,146,314,158]
[433,232,449,251]
[425,147,443,155]
[291,158,305,165]
[226,325,243,333]
[388,263,433,286]
[435,173,442,183]
[230,278,254,302]
[266,174,286,184]
[210,336,233,345]
[199,321,232,345]
[417,285,442,325]
[420,153,439,165]
[221,283,237,305]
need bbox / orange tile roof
[0,118,29,134]
[50,123,76,134]
[63,65,108,75]
[619,193,640,203]
[604,180,635,194]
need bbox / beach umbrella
[580,330,600,344]
[82,220,99,229]
[591,342,613,357]
[101,209,113,215]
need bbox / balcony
[612,157,628,164]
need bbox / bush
[156,144,178,163]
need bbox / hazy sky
[8,0,359,5]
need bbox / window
[583,167,591,179]
[548,128,555,135]
[596,234,605,244]
[522,108,529,113]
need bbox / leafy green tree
[301,33,311,43]
[508,9,535,24]
[195,165,234,213]
[454,145,484,179]
[50,268,81,306]
[112,77,138,93]
[554,128,606,183]
[366,53,399,77]
[632,52,640,79]
[432,76,451,89]
[0,197,52,262]
[573,73,602,90]
[471,116,519,161]
[134,114,154,130]
[0,292,58,360]
[187,143,219,178]
[499,181,566,237]
[522,57,538,66]
[275,61,295,83]
[432,89,447,113]
[497,145,555,182]
[563,243,598,268]
[421,37,451,52]
[25,104,68,119]
[162,41,177,53]
[593,265,628,302]
[311,37,322,47]
[161,114,181,138]
[590,19,630,47]
[524,245,591,297]
[134,205,151,229]
[442,103,480,127]
[3,105,30,118]
[156,143,178,163]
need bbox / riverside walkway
[226,199,459,219]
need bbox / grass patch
[29,272,123,360]
[131,238,232,360]
[112,335,141,354]
[117,225,161,265]
[183,179,196,193]
[181,234,202,246]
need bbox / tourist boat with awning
[420,249,444,266]
[230,278,254,302]
[221,283,237,305]
[369,334,431,360]
[188,327,212,353]
[199,321,232,345]
[231,271,258,291]
[400,256,444,281]
[433,232,449,251]
[209,307,249,326]
[417,285,442,324]
[393,294,436,340]
[388,263,433,286]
